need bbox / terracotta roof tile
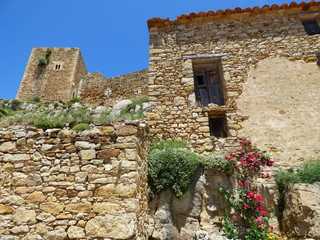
[148,1,320,27]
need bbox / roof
[148,1,320,27]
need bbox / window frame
[192,59,226,107]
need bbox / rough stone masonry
[0,122,148,240]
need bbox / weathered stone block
[92,202,121,215]
[65,202,92,213]
[0,204,13,214]
[85,214,136,239]
[94,183,137,197]
[0,142,16,152]
[40,202,64,215]
[117,125,138,136]
[13,208,36,223]
[3,154,30,162]
[43,229,67,240]
[78,150,96,160]
[67,226,85,238]
[26,191,46,203]
[97,149,120,161]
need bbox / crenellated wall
[0,122,149,240]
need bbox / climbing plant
[219,138,282,240]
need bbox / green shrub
[9,99,22,111]
[69,97,83,103]
[38,57,47,66]
[203,153,235,175]
[72,123,91,131]
[35,118,54,130]
[32,96,41,102]
[148,145,203,198]
[93,111,112,125]
[127,97,149,109]
[297,159,320,183]
[0,107,8,117]
[276,158,320,220]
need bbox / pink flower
[270,226,274,230]
[238,181,244,186]
[261,210,268,215]
[232,215,237,220]
[256,217,262,222]
[267,162,273,166]
[244,204,250,209]
[266,173,271,178]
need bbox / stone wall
[148,169,279,240]
[17,48,88,102]
[0,122,149,240]
[146,7,320,165]
[78,69,149,107]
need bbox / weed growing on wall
[72,123,91,131]
[219,138,281,240]
[203,153,235,175]
[276,157,320,221]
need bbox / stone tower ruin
[17,47,88,102]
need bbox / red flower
[248,192,255,199]
[244,204,250,208]
[232,215,237,220]
[261,210,268,215]
[238,181,244,186]
[270,226,274,230]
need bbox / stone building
[17,1,320,166]
[146,1,320,165]
[17,48,148,106]
[17,48,88,102]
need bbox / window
[193,60,225,106]
[302,19,320,35]
[55,64,61,70]
[209,115,227,138]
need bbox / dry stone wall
[79,69,149,107]
[0,122,149,240]
[147,9,320,165]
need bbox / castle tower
[17,47,88,102]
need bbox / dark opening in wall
[192,59,225,107]
[302,19,320,35]
[55,64,61,70]
[209,115,227,138]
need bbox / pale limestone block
[43,229,67,240]
[65,202,92,213]
[0,142,16,152]
[85,214,136,238]
[40,202,64,215]
[94,183,137,198]
[3,154,30,162]
[11,225,29,234]
[78,150,96,160]
[92,202,120,215]
[67,226,85,238]
[13,208,36,223]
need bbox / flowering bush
[219,138,280,240]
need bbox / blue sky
[0,0,293,99]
